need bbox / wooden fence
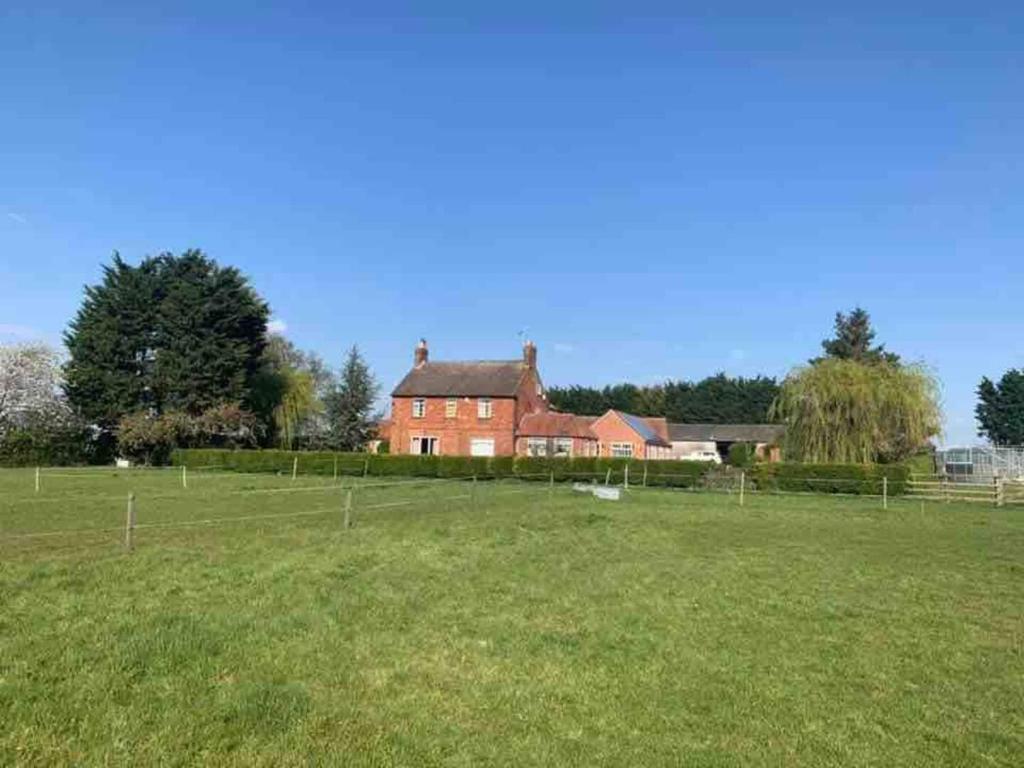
[907,475,1024,506]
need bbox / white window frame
[412,399,426,418]
[477,397,492,419]
[611,442,634,458]
[526,438,548,457]
[410,436,438,455]
[445,398,457,418]
[553,438,572,457]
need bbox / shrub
[750,462,909,495]
[118,411,197,465]
[728,442,757,468]
[0,424,107,467]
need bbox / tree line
[1,250,380,464]
[546,375,781,423]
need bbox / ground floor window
[611,442,633,458]
[470,438,495,457]
[411,436,438,455]
[553,438,572,457]
[526,438,547,457]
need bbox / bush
[749,462,909,495]
[0,424,107,467]
[728,442,756,468]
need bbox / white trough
[572,483,621,501]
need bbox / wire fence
[2,465,1021,557]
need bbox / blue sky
[2,3,1021,445]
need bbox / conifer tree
[325,345,380,451]
[64,251,269,429]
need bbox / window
[445,398,457,418]
[412,399,426,418]
[410,436,438,455]
[470,438,495,457]
[477,398,492,419]
[553,438,572,457]
[611,442,633,458]
[527,438,548,457]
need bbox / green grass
[1,469,1023,766]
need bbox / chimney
[523,340,537,369]
[414,338,429,367]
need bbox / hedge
[0,427,111,467]
[170,449,711,488]
[749,462,909,496]
[169,449,908,496]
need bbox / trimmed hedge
[169,449,908,496]
[749,462,909,496]
[170,449,711,488]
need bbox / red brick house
[390,340,677,459]
[588,410,673,460]
[390,339,546,456]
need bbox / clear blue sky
[2,3,1021,445]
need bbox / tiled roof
[518,411,597,439]
[668,423,785,443]
[392,361,527,397]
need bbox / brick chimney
[414,338,428,367]
[523,340,537,369]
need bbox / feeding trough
[572,483,621,501]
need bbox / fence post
[333,456,338,483]
[292,456,298,482]
[642,462,648,487]
[343,487,353,529]
[125,493,136,551]
[363,458,369,478]
[35,466,40,494]
[624,465,629,490]
[605,468,612,486]
[943,476,950,504]
[883,476,888,510]
[996,476,1004,508]
[472,474,478,506]
[739,470,745,507]
[182,464,188,490]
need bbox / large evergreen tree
[815,307,900,365]
[976,370,1024,445]
[64,251,269,429]
[325,346,380,451]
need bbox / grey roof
[616,411,671,446]
[668,423,785,443]
[392,361,527,397]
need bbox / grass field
[2,468,1023,766]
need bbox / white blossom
[0,343,70,431]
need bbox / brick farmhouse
[389,340,782,460]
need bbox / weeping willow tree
[273,367,320,450]
[770,359,941,463]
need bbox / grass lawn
[1,468,1023,766]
